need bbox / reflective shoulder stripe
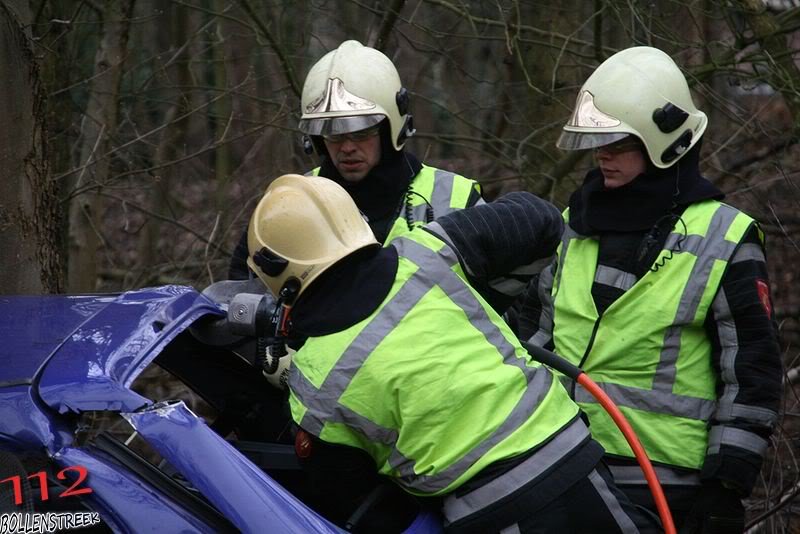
[394,234,533,378]
[424,166,480,215]
[707,426,769,456]
[662,202,748,260]
[442,419,588,523]
[430,168,456,215]
[306,167,320,177]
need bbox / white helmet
[298,40,414,151]
[557,46,707,168]
[247,174,379,298]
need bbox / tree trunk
[0,0,61,294]
[66,0,134,292]
[132,2,191,288]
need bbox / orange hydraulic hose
[522,341,675,534]
[576,373,676,534]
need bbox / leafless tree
[3,0,799,527]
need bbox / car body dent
[36,286,224,415]
[0,294,111,385]
[123,401,343,533]
[0,386,74,453]
[1,286,222,452]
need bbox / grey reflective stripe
[395,238,531,380]
[730,403,779,426]
[489,277,528,295]
[431,168,456,216]
[427,221,550,298]
[294,234,555,494]
[663,232,738,260]
[510,255,554,276]
[442,420,589,523]
[291,369,399,441]
[710,287,740,423]
[594,265,637,291]
[573,382,716,420]
[731,242,765,264]
[707,426,769,456]
[410,203,429,225]
[654,205,741,392]
[291,263,428,436]
[527,260,556,347]
[393,367,552,493]
[423,221,452,249]
[490,256,554,296]
[608,465,701,487]
[553,225,580,297]
[587,468,640,533]
[499,524,520,534]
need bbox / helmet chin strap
[273,278,300,337]
[260,278,300,375]
[302,135,314,155]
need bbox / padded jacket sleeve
[426,191,563,313]
[701,224,782,496]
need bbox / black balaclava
[568,137,723,235]
[315,120,422,235]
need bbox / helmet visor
[299,114,385,136]
[556,131,631,151]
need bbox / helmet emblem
[305,78,376,114]
[567,91,621,128]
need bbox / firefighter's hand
[680,480,744,534]
[263,346,294,390]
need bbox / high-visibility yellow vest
[551,200,756,469]
[289,226,579,496]
[310,165,481,244]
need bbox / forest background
[1,0,799,530]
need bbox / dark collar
[290,246,399,337]
[318,145,423,224]
[568,141,723,234]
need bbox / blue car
[0,285,441,533]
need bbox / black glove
[680,481,744,534]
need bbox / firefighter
[246,174,658,533]
[228,40,482,280]
[513,46,782,532]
